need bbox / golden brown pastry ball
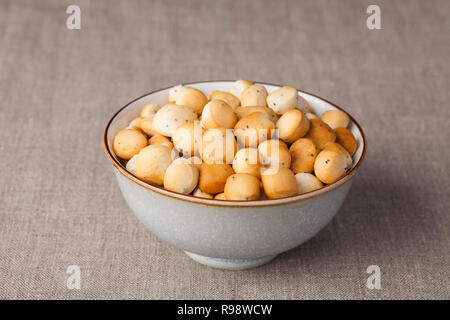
[201,100,237,129]
[232,147,261,178]
[261,167,299,199]
[234,112,275,148]
[305,118,336,149]
[314,149,347,184]
[174,87,208,115]
[135,144,173,185]
[199,163,234,194]
[258,139,291,168]
[224,173,261,200]
[207,91,240,110]
[163,162,199,194]
[276,109,310,143]
[148,134,174,149]
[289,138,317,173]
[320,110,350,129]
[323,141,353,171]
[334,127,357,156]
[113,129,148,160]
[234,106,278,124]
[202,128,237,164]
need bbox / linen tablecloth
[0,0,448,299]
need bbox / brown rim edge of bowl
[103,80,367,208]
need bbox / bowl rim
[103,80,367,207]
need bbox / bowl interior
[104,81,366,206]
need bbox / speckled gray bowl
[104,81,367,270]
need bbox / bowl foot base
[184,251,277,270]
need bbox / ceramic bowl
[103,81,366,270]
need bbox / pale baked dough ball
[127,117,143,130]
[202,128,237,164]
[224,173,260,200]
[168,85,184,102]
[153,104,197,137]
[229,79,254,100]
[163,162,199,194]
[323,142,353,171]
[207,91,241,110]
[175,87,208,115]
[135,144,173,185]
[305,118,336,149]
[125,154,138,175]
[172,122,204,156]
[201,100,237,129]
[289,138,317,173]
[276,109,310,143]
[139,115,161,136]
[234,112,275,148]
[297,95,313,113]
[199,163,234,194]
[232,147,261,178]
[240,85,268,107]
[148,134,174,149]
[192,187,213,199]
[140,104,161,118]
[305,112,318,120]
[334,127,357,156]
[113,129,148,160]
[172,156,202,170]
[234,106,278,124]
[295,172,323,194]
[261,167,298,199]
[258,139,291,168]
[266,86,298,114]
[314,149,347,184]
[214,192,227,200]
[320,110,350,129]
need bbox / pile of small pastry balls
[113,80,358,201]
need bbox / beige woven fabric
[0,0,449,299]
